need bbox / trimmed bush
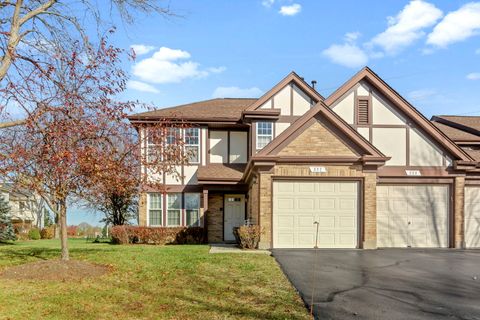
[110,226,205,245]
[28,228,41,240]
[40,226,55,239]
[234,225,262,249]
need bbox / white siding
[331,91,355,124]
[292,84,311,116]
[165,166,182,184]
[184,165,198,185]
[409,128,444,166]
[229,131,248,163]
[275,122,290,137]
[274,85,291,115]
[260,99,272,109]
[209,131,228,163]
[372,128,407,166]
[357,127,370,141]
[372,95,406,125]
[201,127,207,165]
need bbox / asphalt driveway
[272,249,480,320]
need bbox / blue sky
[69,0,480,225]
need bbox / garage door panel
[298,215,315,227]
[465,187,480,248]
[297,198,315,210]
[273,181,358,248]
[377,185,449,248]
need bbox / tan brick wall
[278,120,357,157]
[139,192,147,226]
[257,164,377,249]
[248,178,259,225]
[206,193,223,242]
[454,176,465,248]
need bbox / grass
[0,239,309,320]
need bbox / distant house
[0,184,47,230]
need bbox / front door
[224,194,245,241]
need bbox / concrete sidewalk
[209,244,271,255]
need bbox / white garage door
[273,181,358,248]
[465,187,480,248]
[377,185,449,248]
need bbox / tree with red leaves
[0,34,192,260]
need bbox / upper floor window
[256,122,273,150]
[147,128,162,163]
[185,128,200,164]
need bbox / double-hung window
[167,193,182,226]
[147,128,162,163]
[148,193,162,226]
[185,193,200,226]
[184,128,200,163]
[165,128,182,161]
[256,122,273,151]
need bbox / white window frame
[147,193,163,226]
[166,193,182,226]
[185,193,201,227]
[184,128,200,164]
[147,127,162,163]
[256,122,273,150]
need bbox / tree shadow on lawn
[0,246,116,263]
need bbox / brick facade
[454,176,465,248]
[206,193,223,242]
[139,192,147,226]
[278,118,358,157]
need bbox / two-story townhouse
[128,67,480,250]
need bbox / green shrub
[28,228,41,240]
[234,225,262,249]
[40,226,55,239]
[110,226,205,245]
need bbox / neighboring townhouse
[430,116,480,248]
[128,67,480,250]
[0,184,46,229]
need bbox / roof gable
[256,100,388,162]
[325,67,473,162]
[244,71,324,112]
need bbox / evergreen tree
[0,197,16,242]
[44,209,54,227]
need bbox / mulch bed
[0,260,112,281]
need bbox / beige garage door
[273,181,359,249]
[377,185,449,248]
[465,187,480,248]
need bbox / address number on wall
[310,166,327,173]
[405,170,421,176]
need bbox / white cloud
[132,47,223,84]
[279,3,301,16]
[408,88,436,101]
[322,40,368,68]
[262,0,274,8]
[127,80,160,93]
[370,0,443,54]
[212,86,263,98]
[467,72,480,80]
[130,44,155,56]
[345,32,361,43]
[427,2,480,47]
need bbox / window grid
[148,193,162,226]
[167,193,182,226]
[185,128,200,164]
[185,193,200,226]
[256,122,273,150]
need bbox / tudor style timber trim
[325,67,474,163]
[243,71,324,112]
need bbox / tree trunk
[59,202,69,261]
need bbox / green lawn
[0,239,309,320]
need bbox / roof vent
[311,80,317,89]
